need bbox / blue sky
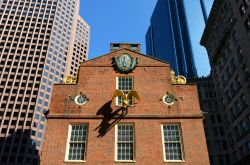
[79,0,157,59]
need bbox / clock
[119,54,132,69]
[163,94,175,106]
[75,94,87,105]
[113,54,138,73]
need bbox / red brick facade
[41,46,210,164]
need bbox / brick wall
[41,48,210,164]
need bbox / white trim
[64,160,86,163]
[115,77,119,106]
[74,94,87,105]
[114,160,137,163]
[162,94,175,106]
[115,76,134,106]
[161,125,165,162]
[115,124,117,161]
[161,124,184,162]
[64,124,72,161]
[64,124,88,162]
[115,123,135,162]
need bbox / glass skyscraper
[146,0,213,77]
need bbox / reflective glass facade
[146,0,213,77]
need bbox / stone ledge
[47,113,204,119]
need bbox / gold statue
[170,70,186,84]
[64,72,78,84]
[112,90,140,108]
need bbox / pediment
[81,48,170,68]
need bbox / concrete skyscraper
[201,0,250,164]
[0,0,89,164]
[189,77,231,165]
[145,0,213,78]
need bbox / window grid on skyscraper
[0,0,90,164]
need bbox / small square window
[245,19,250,31]
[130,44,138,50]
[112,44,120,49]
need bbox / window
[130,44,138,50]
[65,124,88,162]
[245,19,250,31]
[112,44,120,49]
[239,120,248,136]
[215,141,221,151]
[115,124,134,161]
[212,127,218,136]
[162,124,183,161]
[116,77,133,106]
[246,141,250,152]
[244,0,250,7]
[240,4,246,15]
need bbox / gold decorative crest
[170,70,186,84]
[64,72,78,84]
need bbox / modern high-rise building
[189,77,231,165]
[65,15,90,76]
[0,0,90,164]
[145,0,213,78]
[201,0,250,164]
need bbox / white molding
[161,124,184,162]
[64,124,88,162]
[74,94,87,105]
[161,125,166,162]
[64,160,86,163]
[114,123,135,161]
[114,160,137,163]
[115,76,134,106]
[64,124,72,161]
[114,124,118,161]
[162,95,175,106]
[115,77,119,106]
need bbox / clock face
[75,94,87,105]
[163,94,175,106]
[113,54,138,73]
[118,54,132,70]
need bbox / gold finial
[170,70,186,84]
[112,90,140,109]
[64,72,78,84]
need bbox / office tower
[0,0,89,164]
[41,43,210,164]
[65,15,90,76]
[189,77,230,165]
[201,0,250,164]
[145,0,213,78]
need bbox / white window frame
[64,124,88,162]
[115,77,134,106]
[115,123,136,162]
[161,124,184,162]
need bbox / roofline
[110,42,141,45]
[200,0,223,46]
[81,48,170,66]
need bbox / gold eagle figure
[112,90,140,108]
